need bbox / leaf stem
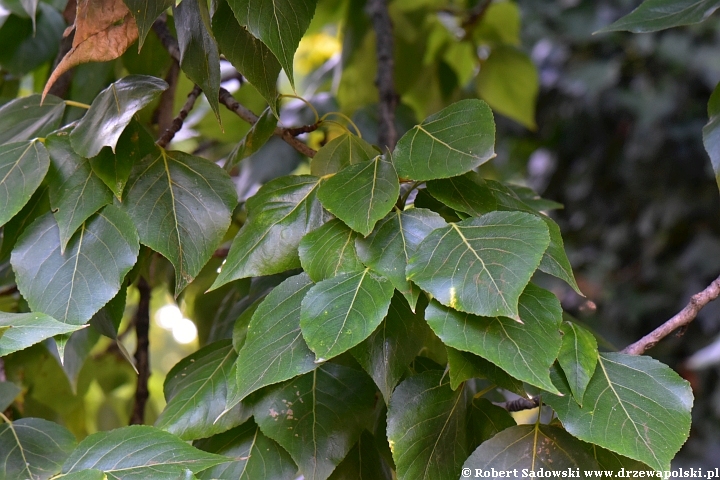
[280,93,319,124]
[64,100,91,109]
[321,112,362,137]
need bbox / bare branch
[622,274,720,355]
[367,0,398,151]
[129,277,151,425]
[156,85,202,148]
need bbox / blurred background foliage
[2,0,720,467]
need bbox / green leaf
[557,321,598,405]
[462,424,599,472]
[122,150,237,294]
[467,397,516,447]
[195,419,297,479]
[61,425,229,477]
[356,208,446,310]
[213,0,281,112]
[174,0,221,121]
[543,353,693,470]
[301,268,394,360]
[328,430,394,480]
[156,340,249,441]
[310,133,377,176]
[473,1,521,45]
[0,140,49,227]
[59,325,100,391]
[507,184,564,211]
[704,81,720,192]
[0,381,21,411]
[211,175,323,289]
[229,273,316,407]
[392,99,495,181]
[0,94,65,144]
[587,444,652,473]
[539,216,582,295]
[0,4,65,76]
[89,287,127,340]
[11,206,140,325]
[599,0,720,33]
[89,121,157,200]
[227,0,319,89]
[425,284,563,393]
[387,371,468,480]
[251,363,377,480]
[476,46,538,129]
[351,292,428,403]
[299,219,364,282]
[408,211,550,319]
[0,417,77,480]
[124,0,174,50]
[54,470,106,480]
[446,347,524,394]
[46,132,113,252]
[318,155,399,236]
[70,75,168,158]
[0,312,85,355]
[225,106,278,170]
[0,184,49,259]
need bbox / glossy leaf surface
[299,219,363,282]
[0,140,49,227]
[0,94,64,144]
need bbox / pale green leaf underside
[0,312,85,356]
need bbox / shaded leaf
[311,133,377,176]
[213,0,281,112]
[11,206,139,325]
[557,321,598,405]
[408,211,550,319]
[327,430,394,480]
[318,155,399,236]
[299,219,364,282]
[224,106,277,170]
[174,0,221,121]
[61,425,229,477]
[211,175,323,289]
[70,75,167,158]
[124,0,174,50]
[122,149,237,294]
[0,381,20,412]
[507,184,564,211]
[195,418,297,480]
[0,312,84,356]
[0,4,65,76]
[0,140,49,227]
[229,273,316,407]
[46,132,113,251]
[251,363,376,480]
[227,0,319,88]
[0,417,77,480]
[59,325,100,391]
[156,340,250,440]
[587,444,652,474]
[387,371,468,480]
[704,81,720,192]
[599,0,720,33]
[446,347,524,394]
[543,353,693,470]
[0,184,49,259]
[356,208,446,309]
[351,292,428,403]
[425,284,562,393]
[0,94,65,145]
[467,397,516,447]
[301,268,394,360]
[462,424,598,473]
[392,99,495,181]
[44,0,140,98]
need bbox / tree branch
[129,277,151,425]
[156,85,202,148]
[367,0,398,151]
[498,396,540,412]
[622,274,720,355]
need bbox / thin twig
[622,274,720,355]
[367,0,398,151]
[0,358,5,383]
[129,277,151,425]
[156,85,202,148]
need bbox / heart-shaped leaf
[46,132,113,251]
[124,0,174,50]
[543,353,693,470]
[0,312,85,356]
[11,206,140,325]
[155,340,250,440]
[251,363,377,480]
[0,139,49,227]
[70,75,168,158]
[211,175,323,289]
[392,99,495,181]
[299,219,364,282]
[425,284,562,393]
[0,418,77,480]
[318,155,399,236]
[356,208,446,310]
[227,0,319,88]
[122,149,237,294]
[229,273,316,408]
[557,321,598,405]
[598,0,720,33]
[301,268,394,360]
[0,94,65,145]
[61,425,229,477]
[311,133,377,176]
[408,211,550,319]
[195,419,297,479]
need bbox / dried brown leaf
[43,0,138,99]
